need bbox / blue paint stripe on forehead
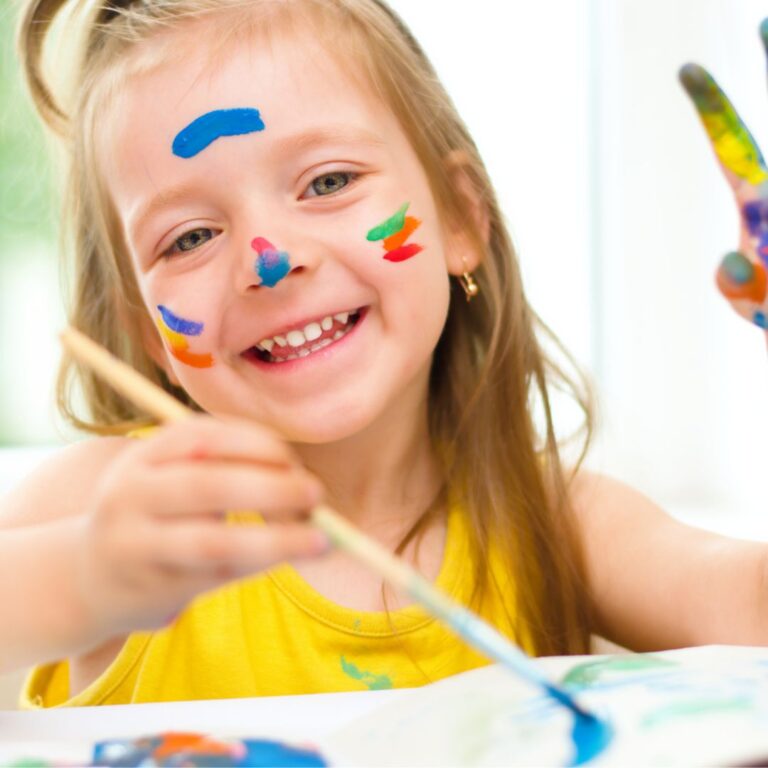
[172,108,266,158]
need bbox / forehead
[100,19,397,207]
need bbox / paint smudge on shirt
[340,656,393,690]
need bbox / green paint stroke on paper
[642,697,751,728]
[562,655,676,689]
[340,655,393,690]
[366,203,409,242]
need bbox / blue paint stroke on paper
[172,108,265,158]
[569,712,613,766]
[157,305,204,336]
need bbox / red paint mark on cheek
[383,243,424,262]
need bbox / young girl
[3,0,767,708]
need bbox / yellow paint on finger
[701,114,768,185]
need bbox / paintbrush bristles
[59,327,191,424]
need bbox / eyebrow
[129,125,386,241]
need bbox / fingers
[716,250,768,329]
[149,520,330,575]
[140,415,297,469]
[141,461,323,518]
[679,63,768,189]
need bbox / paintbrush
[59,325,598,721]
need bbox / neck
[294,381,443,538]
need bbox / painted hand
[680,19,768,332]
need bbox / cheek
[143,270,225,371]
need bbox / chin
[279,405,381,445]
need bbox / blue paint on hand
[172,108,265,158]
[157,305,204,336]
[256,250,291,288]
[753,310,768,329]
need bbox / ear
[442,149,491,277]
[136,307,182,387]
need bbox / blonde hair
[18,0,596,655]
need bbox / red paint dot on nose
[251,237,275,254]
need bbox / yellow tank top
[21,502,525,708]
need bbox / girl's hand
[680,20,768,332]
[76,416,328,638]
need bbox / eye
[165,227,215,257]
[305,171,356,197]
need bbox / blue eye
[167,227,214,256]
[308,172,356,197]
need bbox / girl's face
[106,26,460,443]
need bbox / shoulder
[0,436,134,529]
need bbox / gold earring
[458,258,479,301]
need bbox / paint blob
[679,64,768,184]
[156,307,214,369]
[172,108,266,159]
[716,251,767,302]
[367,204,424,263]
[366,203,410,242]
[251,237,291,287]
[93,732,327,767]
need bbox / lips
[243,308,364,364]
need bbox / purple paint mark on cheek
[251,237,291,287]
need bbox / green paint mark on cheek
[340,655,393,690]
[366,203,409,242]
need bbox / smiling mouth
[245,308,363,364]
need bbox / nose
[236,235,305,293]
[251,237,292,287]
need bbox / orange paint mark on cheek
[155,313,215,369]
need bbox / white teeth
[256,310,358,355]
[286,330,306,347]
[303,322,322,341]
[298,349,311,358]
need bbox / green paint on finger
[366,203,409,242]
[679,63,768,184]
[340,655,393,690]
